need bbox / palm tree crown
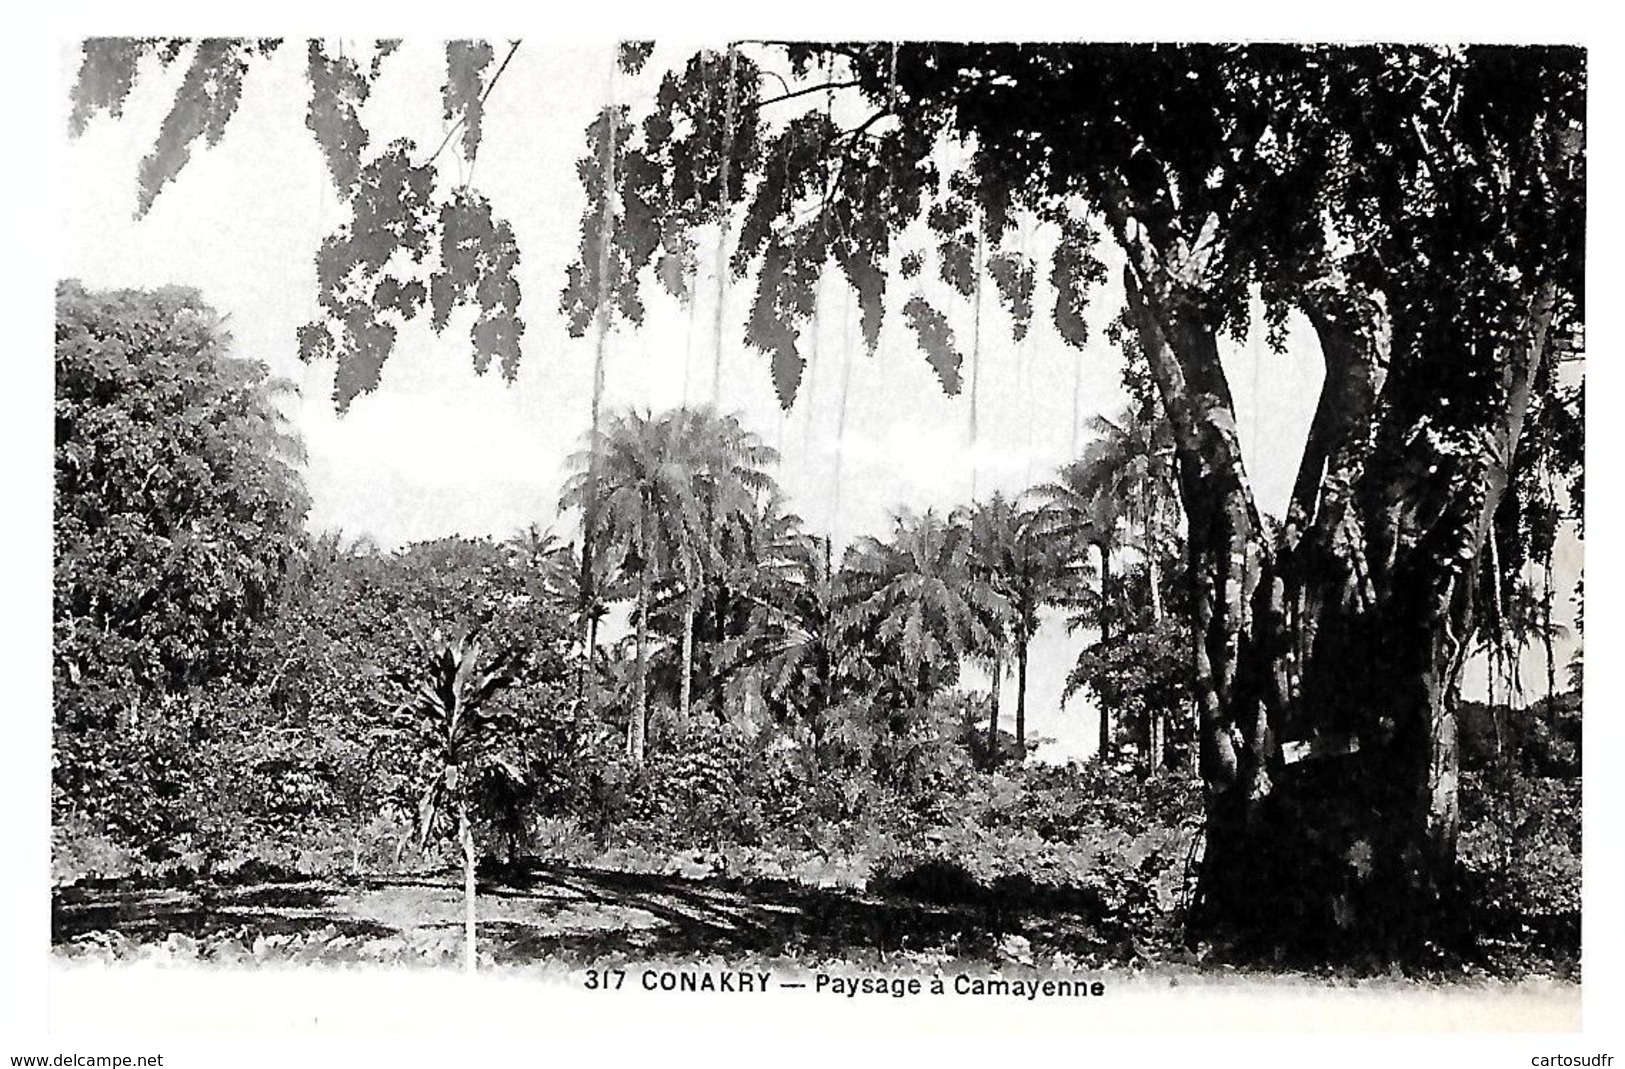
[842,509,1008,699]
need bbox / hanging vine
[578,49,620,708]
[712,45,741,405]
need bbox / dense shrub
[52,526,588,882]
[1460,771,1582,925]
[1458,691,1581,777]
[1066,615,1197,770]
[870,762,1201,934]
[54,282,310,841]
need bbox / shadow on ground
[52,859,1125,966]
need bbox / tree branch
[1288,275,1386,543]
[749,79,863,111]
[423,39,522,172]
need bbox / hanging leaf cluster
[618,41,656,77]
[1050,217,1107,350]
[442,41,496,164]
[71,37,527,413]
[305,41,387,195]
[559,52,764,337]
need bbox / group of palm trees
[520,401,1182,767]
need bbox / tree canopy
[54,281,312,836]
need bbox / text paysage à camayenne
[583,969,1108,999]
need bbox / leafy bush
[54,283,310,840]
[1459,768,1581,964]
[1457,691,1581,777]
[868,762,1201,941]
[1066,616,1196,770]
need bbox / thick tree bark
[1114,237,1559,953]
[1146,499,1164,770]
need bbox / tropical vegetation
[53,40,1583,979]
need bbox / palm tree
[1036,462,1128,760]
[1078,407,1179,623]
[842,509,1009,705]
[960,493,1081,760]
[962,497,1014,759]
[726,525,853,730]
[576,57,622,712]
[534,537,621,702]
[505,523,568,625]
[506,523,609,702]
[561,409,708,763]
[1058,407,1181,761]
[667,407,780,717]
[1476,575,1572,712]
[506,522,562,565]
[685,489,809,718]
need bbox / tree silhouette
[561,409,707,763]
[959,493,1076,760]
[1035,460,1127,759]
[842,510,1008,706]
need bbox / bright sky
[55,40,1578,761]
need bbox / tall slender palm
[696,490,807,712]
[578,57,620,713]
[842,509,1009,705]
[534,537,621,700]
[1475,576,1572,708]
[561,410,707,763]
[1036,462,1127,760]
[668,406,780,717]
[1038,407,1180,761]
[959,495,1017,757]
[960,493,1082,760]
[729,526,852,729]
[1079,407,1178,623]
[504,523,566,620]
[506,523,562,566]
[647,485,803,722]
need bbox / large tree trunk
[1542,558,1558,706]
[1118,245,1556,955]
[1146,500,1164,769]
